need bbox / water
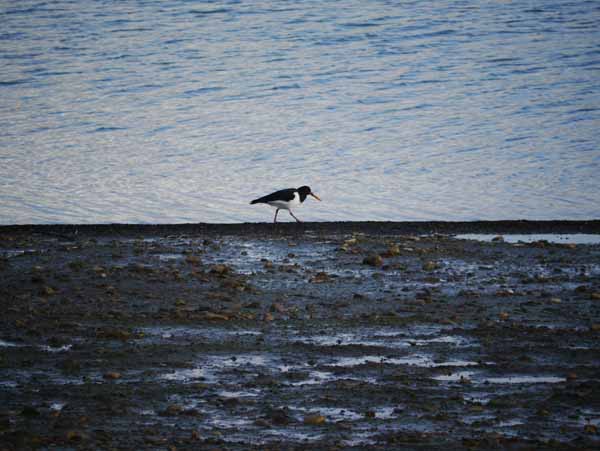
[457,233,600,244]
[1,0,599,224]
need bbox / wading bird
[250,186,321,223]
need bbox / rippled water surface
[1,0,599,223]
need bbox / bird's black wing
[251,188,296,204]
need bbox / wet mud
[1,222,599,450]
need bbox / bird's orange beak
[310,193,321,201]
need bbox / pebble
[185,255,201,265]
[311,272,331,283]
[102,372,121,380]
[210,264,231,275]
[304,414,326,425]
[363,254,383,266]
[422,261,438,271]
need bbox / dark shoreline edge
[1,220,599,238]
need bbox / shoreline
[2,219,600,238]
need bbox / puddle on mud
[161,368,207,382]
[434,372,566,385]
[0,339,22,347]
[0,249,34,259]
[291,325,474,349]
[485,375,566,384]
[457,233,600,244]
[217,389,261,398]
[40,344,72,353]
[433,371,477,382]
[138,325,263,343]
[49,402,66,412]
[211,239,338,276]
[327,354,480,368]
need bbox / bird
[250,186,321,223]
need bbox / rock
[185,255,201,265]
[363,254,383,267]
[270,302,287,313]
[499,312,510,321]
[199,312,230,321]
[96,328,131,340]
[584,424,598,434]
[344,238,358,246]
[263,312,274,322]
[255,418,270,427]
[591,292,600,300]
[549,298,562,304]
[382,244,401,257]
[102,371,122,380]
[416,288,432,300]
[536,408,550,417]
[304,414,326,425]
[190,430,201,441]
[210,264,231,276]
[422,261,438,271]
[66,430,85,441]
[310,272,331,283]
[161,404,183,416]
[459,375,472,384]
[491,235,504,242]
[265,408,291,426]
[42,286,57,296]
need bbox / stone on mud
[264,407,291,426]
[304,414,326,425]
[363,254,383,266]
[311,271,332,283]
[210,264,232,276]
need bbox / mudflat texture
[1,221,600,450]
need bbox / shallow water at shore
[457,233,600,245]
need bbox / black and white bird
[250,186,321,223]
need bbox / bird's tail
[250,199,262,205]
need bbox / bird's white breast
[268,192,300,210]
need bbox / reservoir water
[1,0,599,223]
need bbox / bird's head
[298,186,321,202]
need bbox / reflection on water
[1,0,599,223]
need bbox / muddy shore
[1,221,599,450]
